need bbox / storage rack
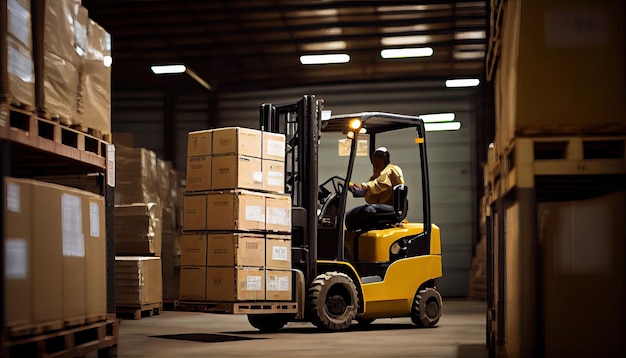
[0,105,118,356]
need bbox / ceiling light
[419,113,455,122]
[103,55,113,67]
[425,122,462,131]
[453,51,485,60]
[151,64,186,74]
[381,35,431,46]
[300,53,350,65]
[454,31,486,40]
[321,110,332,120]
[301,41,347,51]
[445,78,480,87]
[381,47,433,59]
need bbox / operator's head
[372,146,391,166]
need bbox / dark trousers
[345,203,394,231]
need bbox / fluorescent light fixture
[445,78,480,87]
[381,47,433,59]
[454,31,486,40]
[103,55,113,67]
[419,113,455,122]
[151,64,186,74]
[425,122,462,131]
[453,51,485,60]
[301,41,347,51]
[300,53,350,65]
[381,35,431,46]
[321,110,332,120]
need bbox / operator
[345,146,404,231]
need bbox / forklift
[247,95,443,331]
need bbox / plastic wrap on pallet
[4,0,35,107]
[114,256,163,306]
[77,19,111,134]
[38,0,81,123]
[114,202,162,256]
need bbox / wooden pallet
[6,320,65,339]
[0,103,108,169]
[2,314,118,358]
[177,301,298,314]
[116,302,162,320]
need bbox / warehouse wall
[111,81,478,297]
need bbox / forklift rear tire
[411,288,442,328]
[247,314,290,332]
[308,272,359,331]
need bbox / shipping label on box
[207,233,264,267]
[179,266,207,301]
[183,194,207,230]
[263,159,285,194]
[206,190,265,231]
[181,234,207,266]
[211,154,263,191]
[265,194,292,233]
[206,267,265,301]
[266,234,292,269]
[212,127,262,158]
[188,130,212,157]
[262,132,286,161]
[186,155,211,192]
[266,270,292,301]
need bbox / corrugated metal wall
[111,81,478,297]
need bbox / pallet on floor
[116,302,162,320]
[177,301,298,314]
[162,299,179,311]
[1,314,118,358]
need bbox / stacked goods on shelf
[114,257,163,319]
[114,146,184,314]
[1,0,35,108]
[3,177,106,333]
[180,127,292,304]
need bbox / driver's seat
[351,184,408,232]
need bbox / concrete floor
[116,299,487,358]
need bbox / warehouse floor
[114,299,487,358]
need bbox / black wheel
[411,288,442,328]
[247,314,290,332]
[356,318,375,327]
[308,272,359,331]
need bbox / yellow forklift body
[357,223,441,262]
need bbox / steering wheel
[318,176,346,226]
[318,176,345,203]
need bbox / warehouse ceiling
[82,0,488,93]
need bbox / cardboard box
[4,178,32,327]
[265,194,292,233]
[82,192,107,318]
[266,234,292,269]
[206,190,265,231]
[31,182,64,324]
[179,266,206,301]
[211,154,263,191]
[495,0,626,154]
[114,203,162,256]
[266,270,292,301]
[115,257,163,306]
[188,130,212,157]
[262,132,286,161]
[2,0,35,108]
[207,233,265,267]
[183,193,207,230]
[181,234,207,266]
[186,155,212,192]
[206,267,265,301]
[212,127,262,158]
[263,159,285,194]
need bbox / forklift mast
[260,95,321,285]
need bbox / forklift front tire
[411,288,442,328]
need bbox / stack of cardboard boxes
[113,147,163,311]
[180,127,293,302]
[4,178,107,331]
[112,144,185,310]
